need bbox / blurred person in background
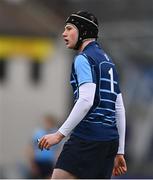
[26,114,60,179]
[38,11,127,179]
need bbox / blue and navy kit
[70,41,120,141]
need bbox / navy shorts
[55,135,119,179]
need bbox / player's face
[62,24,78,49]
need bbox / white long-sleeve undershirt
[59,83,96,137]
[115,93,126,154]
[58,83,126,154]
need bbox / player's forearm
[59,83,96,136]
[115,93,126,154]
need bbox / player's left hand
[112,154,127,176]
[38,131,64,151]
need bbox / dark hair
[66,11,99,50]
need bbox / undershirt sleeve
[58,83,96,136]
[115,93,126,154]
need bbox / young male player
[38,11,127,179]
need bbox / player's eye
[66,26,72,31]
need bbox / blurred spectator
[26,114,61,179]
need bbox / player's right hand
[38,131,64,151]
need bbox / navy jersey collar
[82,41,99,52]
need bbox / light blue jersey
[74,55,93,85]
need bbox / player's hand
[112,154,127,176]
[38,131,64,151]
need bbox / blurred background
[0,0,153,178]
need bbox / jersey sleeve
[74,55,93,86]
[113,67,121,94]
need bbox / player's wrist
[116,154,125,158]
[55,131,65,142]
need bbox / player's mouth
[64,39,69,45]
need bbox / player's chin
[67,44,75,49]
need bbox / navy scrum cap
[66,11,99,50]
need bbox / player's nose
[62,30,67,38]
